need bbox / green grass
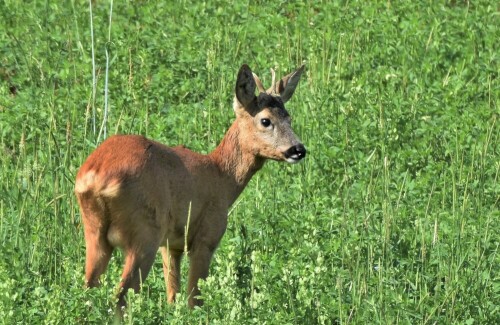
[0,0,498,323]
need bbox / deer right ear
[235,64,257,110]
[275,64,305,103]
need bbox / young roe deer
[74,64,306,309]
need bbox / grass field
[0,0,498,323]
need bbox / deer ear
[235,64,257,109]
[275,64,305,103]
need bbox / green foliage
[0,0,498,323]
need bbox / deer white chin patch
[286,156,303,164]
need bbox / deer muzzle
[284,144,307,163]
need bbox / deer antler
[252,73,266,93]
[270,68,277,95]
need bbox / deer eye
[260,118,272,128]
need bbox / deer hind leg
[78,193,114,288]
[161,247,183,304]
[117,240,159,308]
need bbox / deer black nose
[284,144,307,162]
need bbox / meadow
[0,0,498,323]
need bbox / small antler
[252,73,266,93]
[270,68,277,95]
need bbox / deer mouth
[283,144,307,163]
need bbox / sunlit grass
[0,0,498,323]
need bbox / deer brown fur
[74,64,306,310]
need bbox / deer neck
[209,120,265,197]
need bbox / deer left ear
[235,64,257,109]
[276,64,305,103]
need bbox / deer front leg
[187,244,215,308]
[161,247,183,304]
[187,210,227,308]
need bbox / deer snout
[284,144,307,163]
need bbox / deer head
[233,64,306,163]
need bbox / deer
[74,64,306,310]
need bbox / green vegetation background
[0,0,498,323]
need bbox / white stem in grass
[98,46,110,142]
[89,0,96,136]
[98,0,114,142]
